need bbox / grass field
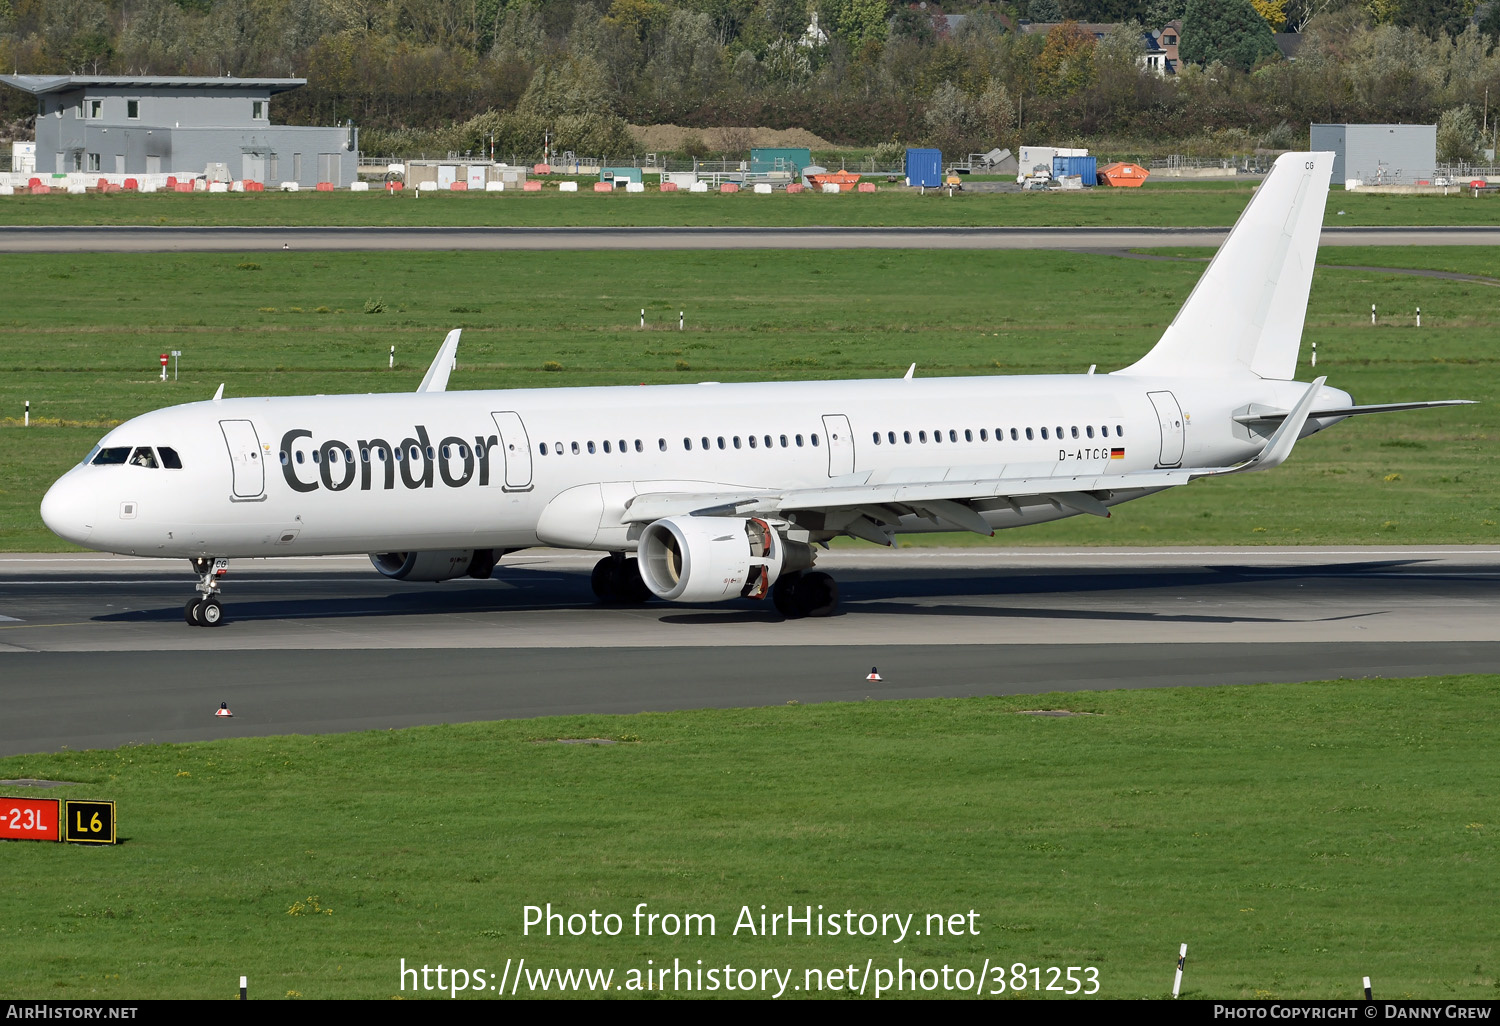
[0,180,1495,228]
[0,677,1495,999]
[1,246,1494,551]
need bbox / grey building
[1310,123,1437,185]
[0,75,357,187]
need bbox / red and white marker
[215,703,233,718]
[866,667,882,682]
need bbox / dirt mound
[628,124,834,153]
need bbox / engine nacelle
[637,516,812,603]
[369,549,497,582]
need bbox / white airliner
[41,152,1468,626]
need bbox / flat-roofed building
[0,75,357,186]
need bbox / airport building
[0,75,357,187]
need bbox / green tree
[1029,0,1064,20]
[1181,0,1279,70]
[1436,104,1482,162]
[1391,0,1474,39]
[818,0,891,49]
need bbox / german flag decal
[1110,447,1125,459]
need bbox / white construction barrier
[0,185,13,195]
[485,181,505,192]
[821,183,841,194]
[208,182,229,193]
[559,181,578,192]
[689,181,709,193]
[141,182,158,193]
[230,180,245,192]
[625,181,645,193]
[350,181,370,192]
[280,181,299,192]
[417,180,437,191]
[67,182,87,194]
[754,183,773,194]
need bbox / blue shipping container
[906,148,943,187]
[1051,155,1097,184]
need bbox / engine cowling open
[637,516,813,603]
[369,549,497,582]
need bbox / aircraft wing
[417,329,462,393]
[622,379,1333,541]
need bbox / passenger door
[821,414,855,477]
[1147,391,1185,468]
[220,420,266,500]
[491,411,533,491]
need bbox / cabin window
[1086,426,1094,439]
[658,438,667,451]
[539,443,548,455]
[1117,425,1125,437]
[602,440,611,453]
[475,444,484,459]
[93,447,131,465]
[684,438,692,450]
[780,435,789,447]
[1071,426,1079,439]
[588,441,596,454]
[811,434,820,447]
[635,439,643,452]
[1010,428,1019,441]
[733,436,741,449]
[459,444,469,458]
[902,431,911,444]
[701,437,709,450]
[796,434,804,447]
[964,429,972,442]
[717,437,726,450]
[328,449,340,464]
[919,431,927,443]
[748,435,757,448]
[571,442,579,455]
[160,447,182,469]
[948,430,957,442]
[360,447,369,462]
[1025,428,1034,440]
[872,432,881,445]
[313,450,323,464]
[980,429,988,442]
[552,441,562,454]
[764,435,772,448]
[424,446,434,460]
[1040,428,1048,440]
[295,450,305,464]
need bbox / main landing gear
[591,553,654,604]
[771,570,839,619]
[185,557,229,627]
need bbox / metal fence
[1147,154,1271,173]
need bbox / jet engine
[369,549,498,582]
[637,516,813,603]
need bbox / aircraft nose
[40,473,95,546]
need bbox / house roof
[0,75,307,96]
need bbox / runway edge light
[866,667,882,682]
[216,702,233,718]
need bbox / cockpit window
[130,447,158,468]
[159,447,182,469]
[91,447,131,465]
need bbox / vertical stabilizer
[1116,152,1332,381]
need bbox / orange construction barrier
[174,182,194,192]
[720,182,739,193]
[384,181,403,192]
[533,163,551,174]
[857,182,876,192]
[96,178,108,191]
[166,176,177,189]
[523,180,542,191]
[786,183,805,193]
[448,180,466,191]
[593,182,612,192]
[659,182,678,192]
[29,183,50,194]
[316,181,335,191]
[123,178,138,191]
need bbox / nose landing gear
[185,557,229,626]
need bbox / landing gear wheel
[591,556,622,603]
[198,597,225,626]
[772,572,805,618]
[184,597,204,626]
[795,571,838,618]
[186,557,228,627]
[619,556,653,604]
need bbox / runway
[2,547,1496,756]
[2,225,1499,252]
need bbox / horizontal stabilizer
[1220,376,1325,475]
[1234,399,1475,425]
[418,329,462,393]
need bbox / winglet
[417,329,461,393]
[1229,376,1326,474]
[212,383,224,401]
[903,364,915,380]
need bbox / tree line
[2,1,1498,161]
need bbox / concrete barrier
[753,183,773,194]
[559,181,578,192]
